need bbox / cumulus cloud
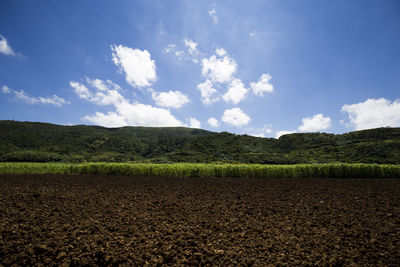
[188,117,201,128]
[84,112,127,128]
[71,78,183,127]
[115,101,183,127]
[275,130,296,139]
[250,74,274,96]
[221,108,251,127]
[298,114,332,132]
[208,8,218,23]
[207,117,219,127]
[197,79,219,105]
[341,98,400,130]
[111,45,156,88]
[201,50,237,84]
[274,114,330,138]
[1,85,69,106]
[70,80,125,106]
[0,35,20,56]
[222,79,249,105]
[150,89,190,109]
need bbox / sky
[1,0,399,138]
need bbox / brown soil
[0,175,399,266]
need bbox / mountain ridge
[1,120,399,164]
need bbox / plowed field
[1,175,399,266]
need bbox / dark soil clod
[0,174,399,266]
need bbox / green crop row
[0,162,399,178]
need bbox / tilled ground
[0,175,399,266]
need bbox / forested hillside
[1,120,399,164]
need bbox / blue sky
[1,0,399,138]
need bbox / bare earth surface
[0,175,399,266]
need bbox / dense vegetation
[1,162,399,178]
[1,120,400,164]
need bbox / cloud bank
[342,98,400,130]
[70,79,183,127]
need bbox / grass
[0,162,400,178]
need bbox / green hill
[0,120,399,164]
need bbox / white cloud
[164,40,200,63]
[223,79,249,105]
[250,133,265,138]
[86,78,108,91]
[84,112,127,128]
[163,44,183,60]
[1,85,11,94]
[246,125,273,137]
[0,35,19,56]
[216,48,226,57]
[85,78,121,92]
[1,85,69,106]
[249,31,257,37]
[71,78,183,127]
[208,8,218,23]
[36,95,69,106]
[116,101,183,127]
[207,117,219,127]
[188,117,201,128]
[341,98,400,130]
[201,50,237,84]
[275,130,296,139]
[250,74,274,96]
[221,108,251,127]
[197,79,219,105]
[274,114,330,138]
[183,38,199,55]
[70,80,125,106]
[70,81,91,100]
[298,114,332,132]
[175,50,185,60]
[150,89,190,109]
[164,44,176,53]
[111,45,156,88]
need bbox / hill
[0,120,399,164]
